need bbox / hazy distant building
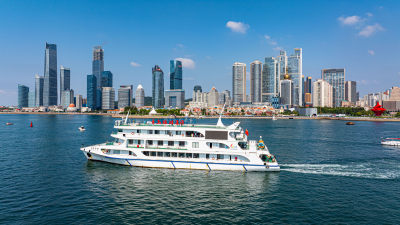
[75,94,83,109]
[165,90,185,108]
[87,75,97,110]
[345,81,357,104]
[102,87,115,110]
[18,84,29,108]
[170,60,183,90]
[280,75,293,107]
[135,84,145,107]
[322,68,345,107]
[232,62,246,104]
[262,57,279,103]
[28,92,35,108]
[250,60,262,103]
[35,74,44,107]
[118,85,133,109]
[313,79,333,107]
[43,43,57,106]
[152,65,164,108]
[61,89,74,108]
[101,71,113,88]
[59,66,70,103]
[207,87,219,107]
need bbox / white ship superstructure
[81,117,280,172]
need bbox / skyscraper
[313,79,333,107]
[304,76,312,105]
[170,60,182,90]
[345,81,357,104]
[60,66,70,103]
[193,85,202,93]
[43,43,57,106]
[28,92,35,108]
[101,71,113,88]
[92,46,104,89]
[232,62,246,104]
[102,87,115,110]
[321,68,345,107]
[250,60,262,103]
[207,87,219,107]
[152,65,164,108]
[75,94,83,109]
[118,85,133,109]
[280,74,293,107]
[288,48,303,106]
[18,84,29,108]
[35,74,44,107]
[61,89,74,108]
[262,57,279,103]
[277,50,287,82]
[135,84,145,108]
[87,75,97,110]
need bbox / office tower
[60,66,70,103]
[135,84,145,107]
[92,46,104,89]
[152,65,165,108]
[75,94,83,109]
[223,90,232,106]
[250,60,262,103]
[101,71,113,88]
[345,81,357,104]
[35,74,44,107]
[288,48,303,106]
[193,85,202,93]
[118,85,133,109]
[280,74,293,107]
[165,90,185,108]
[18,84,29,108]
[87,75,97,110]
[207,87,219,107]
[232,62,246,104]
[277,50,287,82]
[321,68,345,107]
[262,57,279,103]
[102,87,115,110]
[61,89,74,108]
[304,76,312,105]
[28,92,35,108]
[170,60,183,90]
[43,43,57,106]
[313,79,333,107]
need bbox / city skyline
[1,0,399,106]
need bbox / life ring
[131,132,135,135]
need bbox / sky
[0,0,399,106]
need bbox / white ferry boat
[81,116,280,172]
[381,138,400,146]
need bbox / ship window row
[101,149,136,156]
[127,139,187,147]
[122,129,204,137]
[142,151,250,162]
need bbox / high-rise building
[170,60,182,90]
[60,66,70,103]
[35,74,44,107]
[102,87,115,110]
[277,50,287,83]
[92,46,104,89]
[288,48,303,106]
[101,71,113,88]
[18,84,29,108]
[207,87,219,107]
[118,85,133,109]
[250,60,262,103]
[61,89,74,108]
[232,62,246,104]
[87,75,97,110]
[135,84,145,108]
[262,57,279,103]
[304,76,312,105]
[321,68,345,107]
[223,90,232,106]
[193,85,202,93]
[280,74,293,107]
[43,43,57,106]
[345,81,357,104]
[165,90,185,108]
[152,65,164,108]
[28,92,35,108]
[75,94,83,109]
[313,79,333,107]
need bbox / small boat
[272,116,277,120]
[346,122,355,125]
[79,126,86,132]
[381,138,400,146]
[6,122,13,125]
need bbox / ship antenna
[217,104,225,127]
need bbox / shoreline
[1,111,400,122]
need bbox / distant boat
[79,126,86,132]
[346,122,355,125]
[272,116,277,120]
[6,122,13,125]
[381,138,400,146]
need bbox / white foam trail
[281,163,400,179]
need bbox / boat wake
[281,160,400,179]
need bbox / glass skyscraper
[18,84,29,108]
[60,66,70,103]
[170,60,182,90]
[321,68,345,107]
[101,71,113,88]
[288,48,303,106]
[250,60,262,103]
[135,84,145,108]
[92,46,104,89]
[87,75,97,110]
[262,57,279,103]
[35,74,44,107]
[43,43,57,106]
[152,65,164,108]
[118,85,133,109]
[232,62,246,104]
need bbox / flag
[245,129,249,136]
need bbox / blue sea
[0,114,399,224]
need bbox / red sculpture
[371,103,386,116]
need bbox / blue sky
[0,0,399,106]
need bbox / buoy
[30,121,33,127]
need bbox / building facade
[321,68,345,107]
[280,76,292,107]
[170,60,183,90]
[60,66,70,103]
[101,71,113,88]
[102,87,115,110]
[313,79,333,107]
[250,60,262,103]
[232,62,246,104]
[165,90,185,108]
[75,94,83,109]
[18,84,29,108]
[135,84,145,108]
[152,65,164,108]
[261,57,278,103]
[345,81,357,104]
[28,92,35,108]
[61,89,74,108]
[207,87,219,107]
[87,75,97,110]
[35,74,44,107]
[118,85,133,109]
[287,48,303,106]
[43,43,57,106]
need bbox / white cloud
[264,35,282,51]
[226,21,249,34]
[338,15,362,25]
[358,23,384,37]
[175,58,195,69]
[368,50,375,55]
[130,61,141,67]
[366,12,373,17]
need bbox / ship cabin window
[192,142,199,148]
[150,152,156,156]
[176,131,182,135]
[128,139,133,145]
[118,129,123,132]
[129,151,136,156]
[158,140,164,146]
[172,152,178,157]
[186,131,204,137]
[186,153,192,158]
[165,152,171,157]
[219,143,229,149]
[168,141,174,146]
[136,129,141,133]
[166,130,172,136]
[206,154,210,159]
[155,130,160,134]
[179,141,185,147]
[147,140,153,145]
[193,153,199,158]
[157,152,163,157]
[113,150,120,154]
[148,130,153,134]
[179,153,185,158]
[217,154,224,160]
[238,142,247,150]
[143,151,149,156]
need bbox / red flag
[245,129,249,136]
[152,119,154,124]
